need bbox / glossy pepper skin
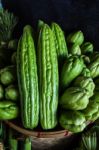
[60,55,84,89]
[0,101,19,120]
[60,87,89,110]
[59,110,86,133]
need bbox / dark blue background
[2,0,99,50]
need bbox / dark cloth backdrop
[2,0,99,50]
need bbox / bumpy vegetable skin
[38,24,59,129]
[60,87,89,110]
[51,22,68,63]
[82,100,99,121]
[81,66,91,77]
[60,55,84,89]
[73,76,95,98]
[69,44,81,55]
[17,25,39,129]
[59,110,86,133]
[88,52,99,78]
[67,30,84,45]
[81,42,93,54]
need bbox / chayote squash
[69,44,81,55]
[60,55,84,89]
[60,87,89,110]
[81,42,93,54]
[81,66,91,77]
[73,76,95,98]
[82,100,99,121]
[88,52,99,78]
[59,110,86,133]
[67,30,84,46]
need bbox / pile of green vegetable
[0,8,99,134]
[17,20,99,133]
[0,9,19,120]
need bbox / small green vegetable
[59,110,86,133]
[60,87,89,110]
[0,66,16,86]
[24,138,31,150]
[0,101,19,120]
[5,85,19,101]
[67,30,84,46]
[69,44,81,55]
[88,52,99,78]
[60,55,84,89]
[73,76,95,98]
[81,66,91,77]
[81,42,93,54]
[82,100,99,121]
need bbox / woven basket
[4,121,93,150]
[4,120,79,150]
[5,120,73,138]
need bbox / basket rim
[4,121,73,138]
